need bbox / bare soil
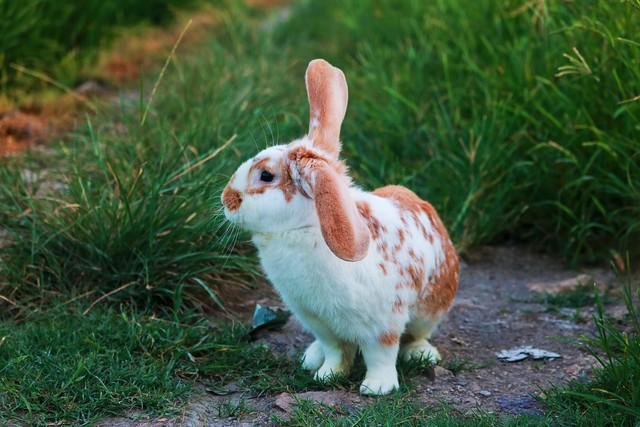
[0,111,52,156]
[100,244,621,426]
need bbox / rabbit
[221,59,459,395]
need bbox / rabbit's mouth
[222,206,242,226]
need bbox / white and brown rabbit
[222,59,459,395]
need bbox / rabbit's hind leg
[400,315,443,364]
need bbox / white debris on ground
[496,346,561,362]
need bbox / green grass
[545,276,640,427]
[443,356,487,375]
[0,309,197,425]
[2,291,636,425]
[275,393,549,426]
[0,308,303,425]
[215,398,256,418]
[0,0,200,94]
[0,307,432,425]
[196,325,436,397]
[276,0,640,262]
[543,283,609,311]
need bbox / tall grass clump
[546,273,640,426]
[0,5,304,313]
[278,0,640,262]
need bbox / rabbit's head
[222,59,370,261]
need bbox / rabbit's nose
[222,185,242,211]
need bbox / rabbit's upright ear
[305,59,348,160]
[314,164,369,261]
[304,59,366,260]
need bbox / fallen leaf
[249,304,291,338]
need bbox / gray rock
[496,395,543,415]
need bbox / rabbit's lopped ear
[313,164,369,261]
[305,59,348,160]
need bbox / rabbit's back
[365,185,459,320]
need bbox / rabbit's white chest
[253,230,389,342]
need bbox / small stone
[0,229,9,248]
[454,298,484,310]
[496,395,543,415]
[274,392,294,413]
[434,366,454,379]
[21,169,38,184]
[527,274,600,295]
[75,80,111,95]
[608,304,629,321]
[479,390,492,397]
[275,390,352,415]
[205,380,242,396]
[295,391,345,406]
[450,336,467,346]
[35,180,67,197]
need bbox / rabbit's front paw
[301,340,325,371]
[359,372,399,396]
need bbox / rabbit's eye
[260,170,275,183]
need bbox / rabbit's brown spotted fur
[373,185,459,315]
[379,331,400,346]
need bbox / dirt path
[101,245,617,426]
